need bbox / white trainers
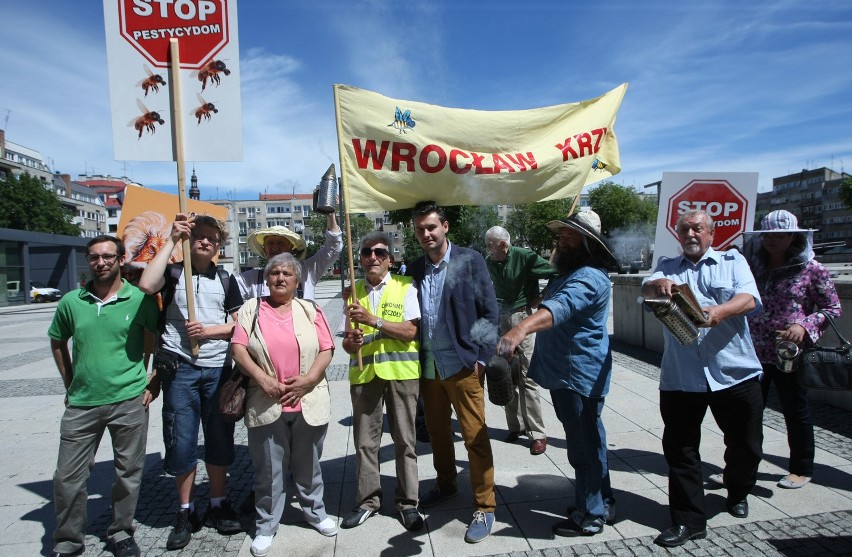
[707,473,725,487]
[251,534,274,557]
[310,517,339,537]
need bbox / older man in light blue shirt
[642,209,764,548]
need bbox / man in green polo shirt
[48,235,159,557]
[484,226,554,455]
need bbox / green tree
[447,205,500,254]
[587,181,656,235]
[588,181,656,268]
[0,173,81,235]
[840,176,852,211]
[505,198,574,254]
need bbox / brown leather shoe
[530,437,547,455]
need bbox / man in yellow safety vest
[341,231,423,532]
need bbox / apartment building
[755,167,851,261]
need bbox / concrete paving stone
[606,430,666,454]
[495,471,571,505]
[600,412,645,436]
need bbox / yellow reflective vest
[349,275,421,384]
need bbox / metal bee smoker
[775,339,800,373]
[313,164,338,215]
[643,297,700,345]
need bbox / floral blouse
[747,259,841,364]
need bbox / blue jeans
[550,388,613,526]
[162,361,235,476]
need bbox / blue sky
[2,1,851,200]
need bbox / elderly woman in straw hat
[236,212,342,301]
[497,209,619,539]
[231,253,336,557]
[739,210,841,490]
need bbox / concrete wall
[612,273,852,410]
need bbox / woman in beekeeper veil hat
[738,210,841,490]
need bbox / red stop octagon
[118,0,229,70]
[666,180,749,250]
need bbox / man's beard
[682,240,702,257]
[552,245,590,274]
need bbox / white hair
[485,225,510,245]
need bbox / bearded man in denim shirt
[498,210,619,539]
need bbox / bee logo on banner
[102,0,243,162]
[388,107,416,134]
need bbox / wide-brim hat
[742,210,817,234]
[546,209,620,271]
[248,226,307,260]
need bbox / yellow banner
[334,83,627,212]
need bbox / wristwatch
[375,318,384,330]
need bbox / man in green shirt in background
[484,226,554,455]
[48,235,159,557]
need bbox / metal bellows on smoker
[485,355,515,406]
[642,283,710,346]
[643,298,700,345]
[313,164,338,214]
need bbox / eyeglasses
[192,234,220,244]
[360,247,389,259]
[86,253,119,264]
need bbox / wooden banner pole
[169,38,199,357]
[332,85,363,370]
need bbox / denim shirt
[645,248,763,392]
[420,243,465,379]
[528,266,613,398]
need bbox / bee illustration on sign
[388,107,416,134]
[138,64,166,97]
[592,158,608,172]
[129,99,164,139]
[192,93,218,124]
[193,59,231,91]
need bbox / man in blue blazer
[408,200,500,544]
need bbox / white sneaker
[251,534,274,557]
[310,517,339,537]
[707,473,725,487]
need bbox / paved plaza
[0,280,850,556]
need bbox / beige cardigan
[235,297,331,428]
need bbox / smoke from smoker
[470,318,499,348]
[607,222,654,271]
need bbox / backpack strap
[158,264,232,332]
[157,264,185,333]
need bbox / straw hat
[546,210,620,271]
[742,209,817,234]
[247,226,307,260]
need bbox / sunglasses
[360,247,389,259]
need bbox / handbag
[798,312,852,391]
[218,298,260,422]
[219,365,250,422]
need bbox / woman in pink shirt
[231,253,336,557]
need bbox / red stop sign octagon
[666,180,749,250]
[118,0,229,70]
